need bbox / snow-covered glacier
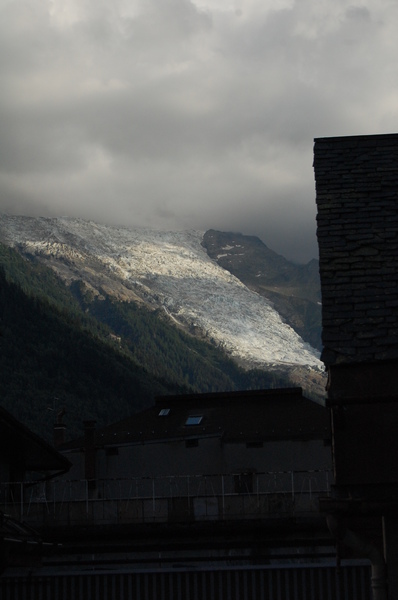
[0,215,322,370]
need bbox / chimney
[53,423,66,448]
[53,408,66,448]
[83,420,97,489]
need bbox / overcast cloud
[1,0,397,262]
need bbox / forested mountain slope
[0,245,300,440]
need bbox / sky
[1,0,398,263]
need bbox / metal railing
[0,470,332,527]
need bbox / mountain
[202,230,322,351]
[0,215,326,436]
[1,244,299,441]
[0,215,322,368]
[0,261,185,440]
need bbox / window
[159,408,170,416]
[185,415,203,426]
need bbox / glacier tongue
[0,215,322,370]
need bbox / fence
[0,470,331,527]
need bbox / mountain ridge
[0,215,322,373]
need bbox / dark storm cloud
[1,0,397,262]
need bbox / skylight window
[185,415,203,426]
[158,408,170,416]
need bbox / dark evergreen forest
[0,244,291,441]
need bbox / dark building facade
[61,387,332,486]
[1,389,371,599]
[0,405,71,573]
[314,133,398,599]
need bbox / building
[0,405,70,485]
[62,387,331,485]
[16,388,333,538]
[0,404,71,573]
[314,133,398,599]
[2,388,365,599]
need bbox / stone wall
[313,133,398,367]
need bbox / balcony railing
[0,470,332,528]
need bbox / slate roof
[0,511,41,545]
[314,133,398,366]
[62,388,330,450]
[0,404,71,473]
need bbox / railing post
[205,476,208,517]
[291,471,295,502]
[102,480,106,520]
[20,481,23,520]
[53,480,56,515]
